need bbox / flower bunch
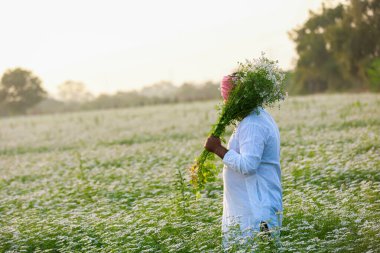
[189,53,287,197]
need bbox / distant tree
[289,3,347,93]
[0,68,46,115]
[58,80,93,103]
[289,0,380,93]
[172,81,221,101]
[197,81,220,100]
[175,82,199,101]
[140,81,176,98]
[282,71,296,94]
[367,58,380,91]
[27,97,67,115]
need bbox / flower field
[0,94,379,252]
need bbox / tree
[0,68,46,115]
[367,58,380,91]
[289,3,347,93]
[289,0,380,93]
[328,0,380,89]
[140,81,176,98]
[175,82,199,101]
[57,80,93,103]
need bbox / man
[204,74,283,249]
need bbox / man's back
[246,108,282,217]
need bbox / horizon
[0,0,343,97]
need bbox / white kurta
[221,107,283,247]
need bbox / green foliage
[282,71,296,94]
[366,58,380,91]
[0,68,46,115]
[290,0,380,94]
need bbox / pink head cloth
[220,75,234,101]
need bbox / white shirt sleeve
[222,122,267,175]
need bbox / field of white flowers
[0,94,379,252]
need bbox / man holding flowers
[197,55,285,250]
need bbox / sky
[0,0,342,96]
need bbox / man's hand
[204,135,228,159]
[204,135,221,153]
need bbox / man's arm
[204,123,267,176]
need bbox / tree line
[0,68,221,117]
[31,80,221,115]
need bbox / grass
[0,93,379,252]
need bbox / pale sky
[0,0,342,96]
